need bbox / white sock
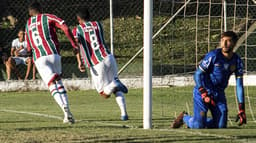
[56,80,69,106]
[115,91,127,116]
[49,83,64,107]
[49,82,69,115]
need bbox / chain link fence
[0,0,256,80]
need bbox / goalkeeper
[172,31,246,128]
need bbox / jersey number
[88,30,100,50]
[32,30,43,47]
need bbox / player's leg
[49,77,74,124]
[35,55,74,124]
[5,57,13,80]
[52,57,74,123]
[90,60,117,98]
[50,55,74,124]
[101,54,128,95]
[6,57,22,80]
[24,57,32,80]
[209,98,228,128]
[114,91,128,120]
[106,55,128,120]
[183,88,208,128]
[32,63,36,80]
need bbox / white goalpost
[143,0,153,129]
[109,0,114,54]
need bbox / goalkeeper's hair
[28,1,42,12]
[221,31,238,44]
[76,7,90,21]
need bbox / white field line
[0,109,247,139]
[156,128,236,139]
[0,109,133,127]
[0,109,63,120]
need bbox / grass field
[0,87,256,142]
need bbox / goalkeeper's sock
[115,91,127,116]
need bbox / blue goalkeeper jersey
[196,48,243,93]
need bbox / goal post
[143,0,153,129]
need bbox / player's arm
[235,59,246,126]
[10,40,16,57]
[50,14,85,71]
[72,27,85,72]
[194,54,215,106]
[47,14,78,51]
[62,25,85,72]
[25,41,32,57]
[25,26,32,57]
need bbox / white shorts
[35,54,62,86]
[90,54,118,93]
[13,57,29,65]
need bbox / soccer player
[25,2,84,124]
[73,8,129,121]
[172,31,246,128]
[6,29,35,80]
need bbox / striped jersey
[25,14,64,61]
[73,21,110,68]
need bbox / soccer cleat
[63,115,75,124]
[63,107,75,124]
[115,78,128,94]
[121,115,129,121]
[171,111,186,128]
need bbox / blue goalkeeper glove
[236,103,246,126]
[199,87,215,106]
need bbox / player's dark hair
[28,2,42,12]
[221,31,238,43]
[18,28,24,32]
[76,7,90,20]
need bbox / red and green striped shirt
[25,14,63,61]
[73,21,110,68]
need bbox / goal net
[145,0,256,125]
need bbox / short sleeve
[198,52,214,72]
[11,39,16,47]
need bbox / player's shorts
[90,54,118,93]
[35,54,62,86]
[13,57,30,65]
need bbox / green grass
[0,87,256,142]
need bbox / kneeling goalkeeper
[172,31,246,128]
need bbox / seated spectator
[6,29,35,80]
[0,46,21,80]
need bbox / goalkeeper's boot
[63,107,75,124]
[171,111,186,128]
[115,78,128,94]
